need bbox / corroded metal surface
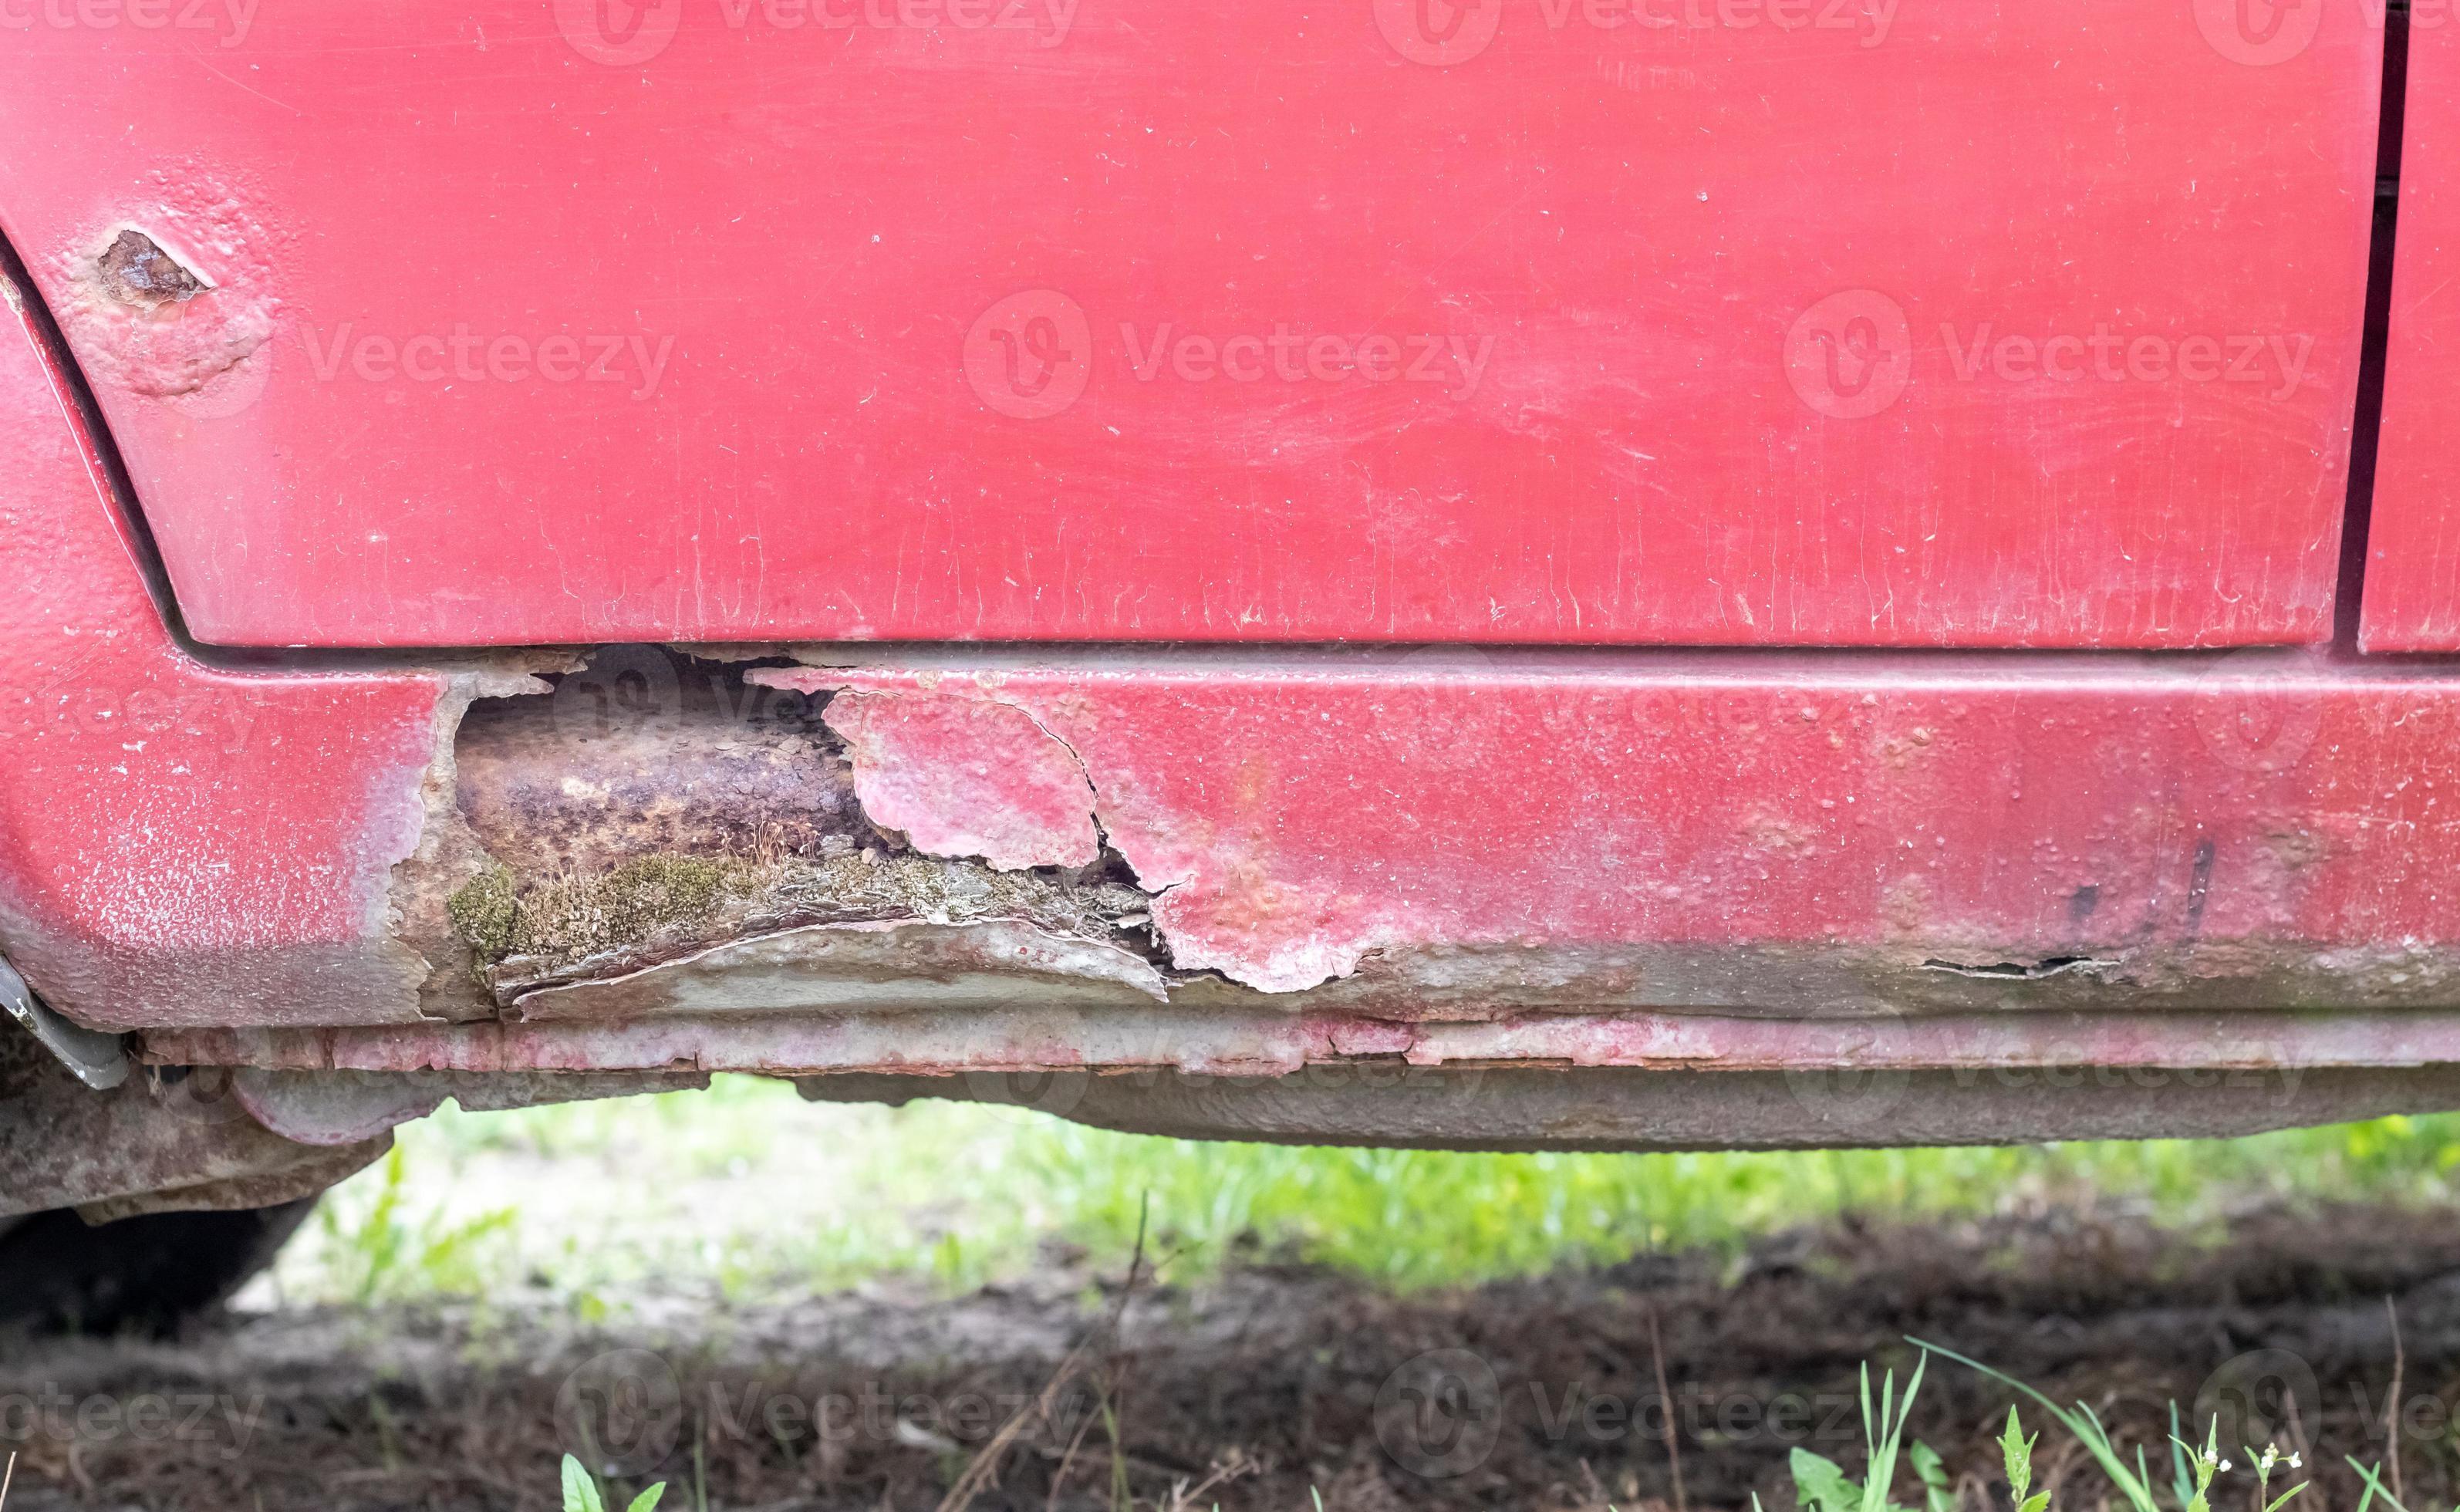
[511,920,1169,1020]
[232,1068,709,1147]
[455,658,873,879]
[140,1005,2460,1079]
[798,1066,2460,1152]
[0,1028,386,1220]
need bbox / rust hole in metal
[1920,954,2120,980]
[93,229,207,309]
[444,651,1159,1001]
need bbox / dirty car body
[1,0,2457,1224]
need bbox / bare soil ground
[4,1202,2458,1512]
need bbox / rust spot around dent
[93,229,207,309]
[54,184,282,407]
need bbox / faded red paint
[0,271,456,1031]
[0,1,2381,649]
[2364,11,2460,650]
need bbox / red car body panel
[0,270,458,1030]
[6,0,2460,1190]
[2364,5,2460,652]
[0,0,2383,650]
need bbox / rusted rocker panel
[13,250,2460,1168]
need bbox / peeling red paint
[758,653,2460,1000]
[823,689,1102,872]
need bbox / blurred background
[258,1082,2460,1314]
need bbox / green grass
[266,1077,2460,1311]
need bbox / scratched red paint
[0,0,2381,649]
[0,271,454,1031]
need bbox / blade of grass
[2348,1458,2409,1512]
[1863,1358,1928,1512]
[1909,1338,2162,1512]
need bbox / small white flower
[2289,1454,2303,1469]
[2220,1460,2233,1472]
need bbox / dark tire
[0,1198,316,1336]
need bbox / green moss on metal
[447,866,521,962]
[450,847,1149,984]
